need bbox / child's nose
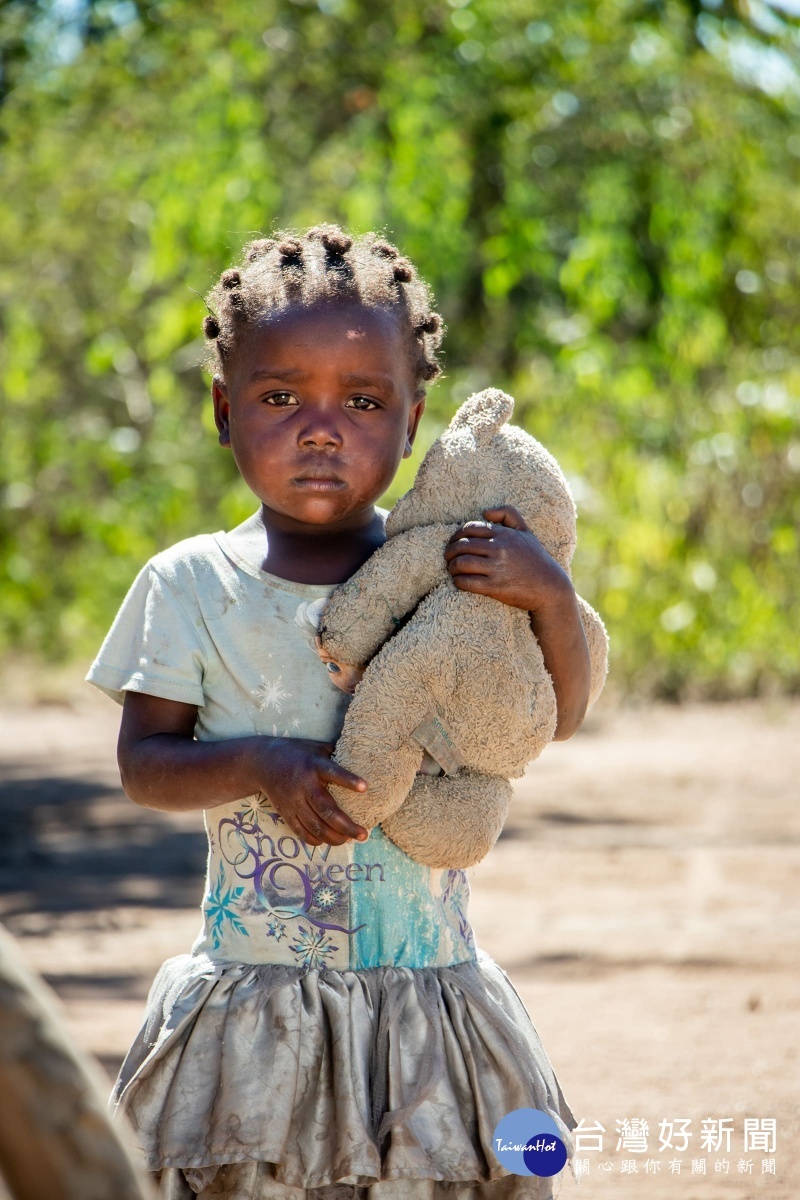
[298,412,343,449]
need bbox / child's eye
[264,392,298,406]
[346,396,380,411]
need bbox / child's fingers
[284,793,351,846]
[447,520,495,545]
[319,759,368,794]
[447,554,492,576]
[444,536,493,562]
[451,574,493,596]
[308,787,369,842]
[296,805,351,847]
[273,801,327,846]
[291,811,328,846]
[483,505,529,530]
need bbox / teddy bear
[316,388,609,869]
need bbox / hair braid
[203,225,444,392]
[246,239,276,262]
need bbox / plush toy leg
[382,770,513,869]
[327,724,424,831]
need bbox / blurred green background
[1,0,799,697]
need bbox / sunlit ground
[1,689,798,1198]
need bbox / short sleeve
[86,562,207,707]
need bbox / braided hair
[203,224,444,393]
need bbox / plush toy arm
[318,523,459,666]
[576,594,610,711]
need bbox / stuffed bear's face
[385,390,578,568]
[314,636,365,695]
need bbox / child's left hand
[444,504,591,739]
[444,505,572,614]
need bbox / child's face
[213,302,425,531]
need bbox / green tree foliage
[1,0,799,696]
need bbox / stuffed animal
[316,388,609,869]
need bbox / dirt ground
[0,689,797,1199]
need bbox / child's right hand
[117,693,369,844]
[256,737,369,847]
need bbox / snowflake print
[237,793,278,827]
[288,924,338,969]
[313,882,340,911]
[266,918,287,941]
[252,674,289,712]
[204,863,249,950]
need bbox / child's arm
[444,504,593,740]
[116,692,369,846]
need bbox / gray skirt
[112,948,578,1200]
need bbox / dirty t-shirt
[86,531,477,972]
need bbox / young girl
[87,225,592,1200]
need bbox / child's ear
[212,375,231,447]
[404,394,426,458]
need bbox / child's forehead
[256,299,403,341]
[228,301,414,382]
[235,300,402,360]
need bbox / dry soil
[0,691,797,1199]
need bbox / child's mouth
[292,475,348,492]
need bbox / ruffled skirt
[112,948,578,1199]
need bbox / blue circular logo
[523,1132,567,1177]
[492,1108,567,1178]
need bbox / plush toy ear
[449,388,514,441]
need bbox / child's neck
[226,506,387,585]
